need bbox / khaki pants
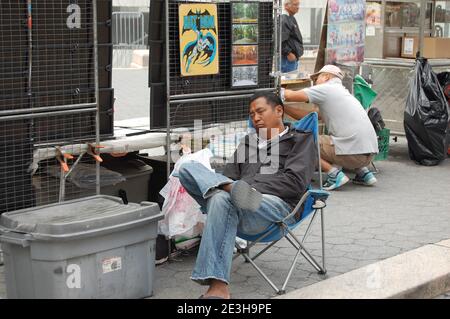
[319,135,373,170]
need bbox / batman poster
[179,3,219,76]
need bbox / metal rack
[364,0,450,59]
[362,0,450,135]
[0,0,104,213]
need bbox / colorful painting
[232,66,258,87]
[232,45,258,65]
[179,3,219,76]
[327,0,366,64]
[232,24,258,45]
[366,2,381,26]
[328,0,365,23]
[327,22,364,49]
[326,46,365,64]
[232,2,259,24]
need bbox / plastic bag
[404,58,449,166]
[368,107,385,134]
[158,149,213,237]
[437,72,450,101]
[158,176,206,237]
[171,148,214,178]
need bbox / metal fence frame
[0,0,101,213]
[112,11,147,67]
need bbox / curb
[276,239,450,299]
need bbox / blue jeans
[178,162,293,285]
[281,56,298,73]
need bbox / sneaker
[230,180,262,212]
[155,235,170,265]
[323,171,349,191]
[353,171,377,186]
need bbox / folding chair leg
[281,244,303,294]
[302,209,319,244]
[320,208,327,274]
[241,251,281,294]
[286,229,325,274]
[250,239,280,262]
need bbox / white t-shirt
[303,78,378,155]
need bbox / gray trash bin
[0,195,163,299]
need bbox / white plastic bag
[159,176,206,237]
[172,148,214,176]
[158,148,212,237]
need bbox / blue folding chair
[235,112,330,294]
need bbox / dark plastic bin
[101,157,153,204]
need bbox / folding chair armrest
[309,189,330,202]
[281,191,311,223]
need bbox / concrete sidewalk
[277,239,450,299]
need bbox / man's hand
[287,52,297,62]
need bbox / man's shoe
[230,180,262,212]
[323,171,349,191]
[353,171,377,186]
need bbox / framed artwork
[231,66,258,87]
[231,2,259,88]
[178,3,219,76]
[327,22,364,49]
[365,2,381,26]
[232,2,259,24]
[232,45,258,66]
[232,24,258,45]
[327,0,366,64]
[328,0,365,23]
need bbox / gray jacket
[223,127,316,208]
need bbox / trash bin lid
[0,195,161,240]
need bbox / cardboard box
[402,36,450,59]
[384,35,403,58]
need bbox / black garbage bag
[404,58,449,166]
[437,71,450,102]
[368,107,386,134]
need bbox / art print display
[328,0,365,23]
[231,66,258,87]
[232,24,258,45]
[327,22,364,48]
[232,45,258,65]
[327,46,365,64]
[365,2,381,26]
[232,2,259,24]
[178,3,219,76]
[231,2,259,88]
[327,0,365,64]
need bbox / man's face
[314,73,333,85]
[285,0,300,16]
[249,97,283,135]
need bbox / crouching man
[282,65,379,190]
[178,92,316,299]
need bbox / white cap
[310,65,344,80]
